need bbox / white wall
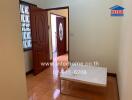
[118,0,132,100]
[0,0,27,100]
[69,0,121,73]
[23,0,122,73]
[24,51,33,72]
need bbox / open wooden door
[56,16,67,56]
[30,6,50,75]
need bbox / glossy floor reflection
[26,54,118,100]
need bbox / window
[20,3,32,50]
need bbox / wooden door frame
[47,6,70,62]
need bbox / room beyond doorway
[48,7,69,67]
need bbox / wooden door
[30,6,50,75]
[56,16,66,56]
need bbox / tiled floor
[26,54,118,100]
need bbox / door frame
[47,6,70,62]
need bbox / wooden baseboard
[50,59,53,62]
[26,69,33,75]
[107,73,117,77]
[107,72,120,100]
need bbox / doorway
[20,2,69,75]
[49,8,69,70]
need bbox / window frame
[20,1,37,51]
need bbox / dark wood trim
[24,48,32,52]
[107,72,120,100]
[26,69,33,75]
[50,13,66,18]
[49,6,70,62]
[107,73,117,77]
[116,77,120,100]
[45,6,69,11]
[68,7,70,62]
[20,0,37,7]
[50,59,53,62]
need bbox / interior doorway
[20,1,69,75]
[49,8,69,69]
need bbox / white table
[60,65,107,93]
